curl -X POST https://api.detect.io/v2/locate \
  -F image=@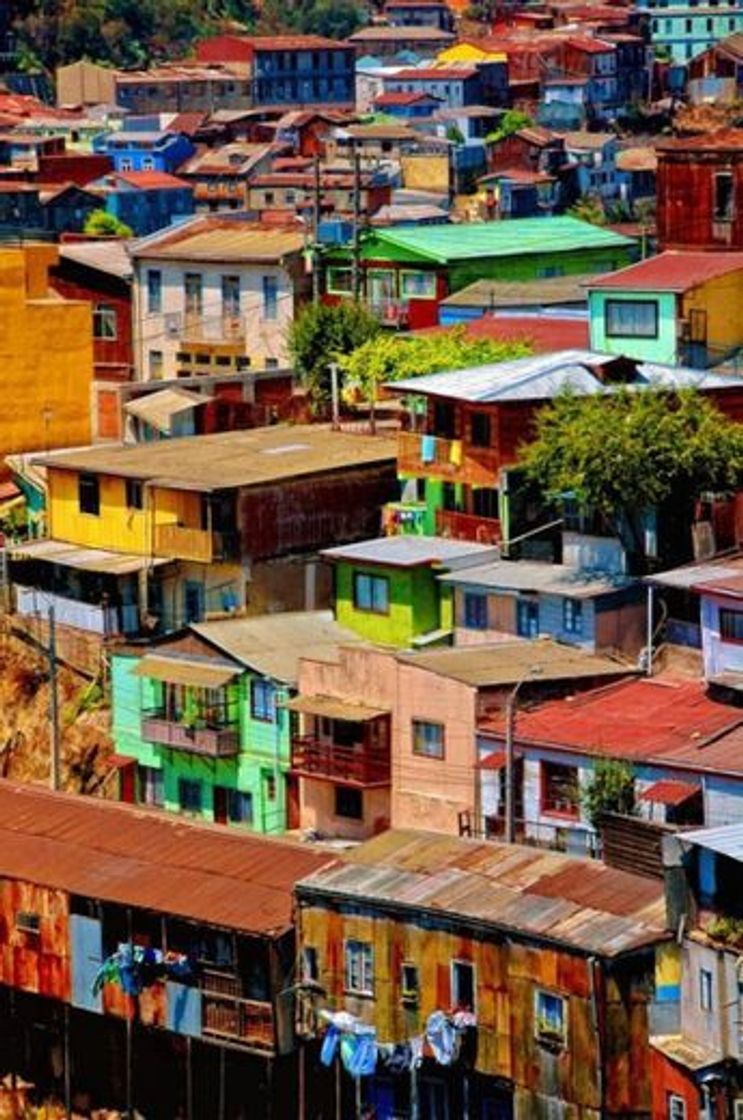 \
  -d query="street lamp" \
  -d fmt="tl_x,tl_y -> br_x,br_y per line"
504,665 -> 543,844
